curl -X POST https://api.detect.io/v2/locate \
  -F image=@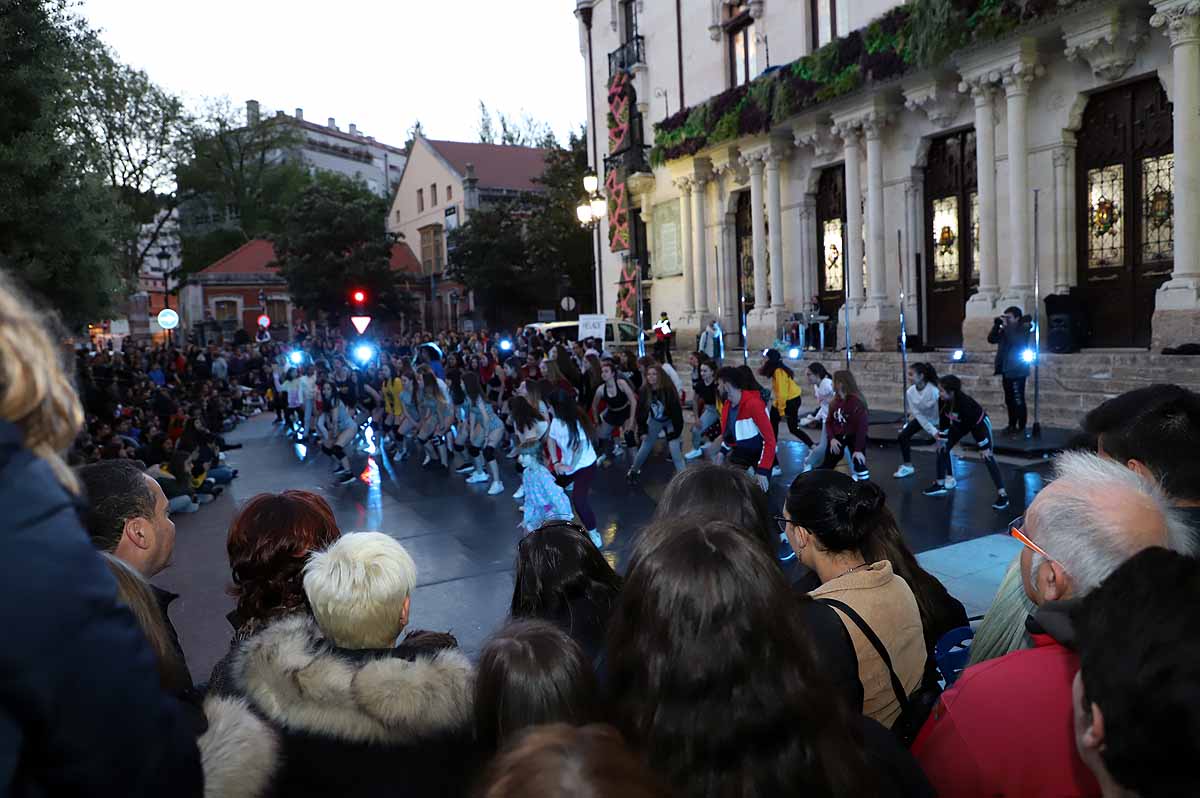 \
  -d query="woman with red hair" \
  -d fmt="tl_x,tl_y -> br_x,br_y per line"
208,490 -> 342,692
